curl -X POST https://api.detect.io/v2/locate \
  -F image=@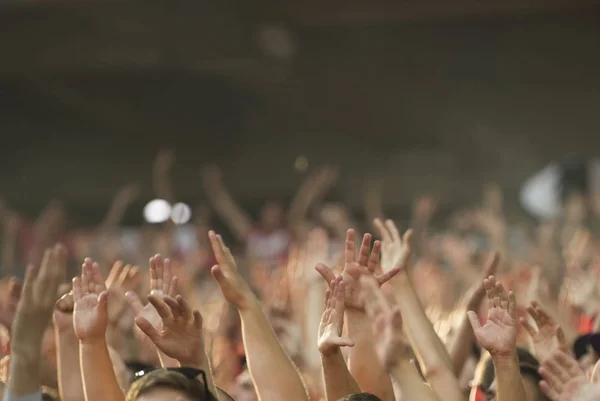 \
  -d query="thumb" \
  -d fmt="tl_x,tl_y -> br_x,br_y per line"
135,316 -> 159,341
467,310 -> 482,331
211,265 -> 228,289
336,337 -> 355,348
98,291 -> 109,315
